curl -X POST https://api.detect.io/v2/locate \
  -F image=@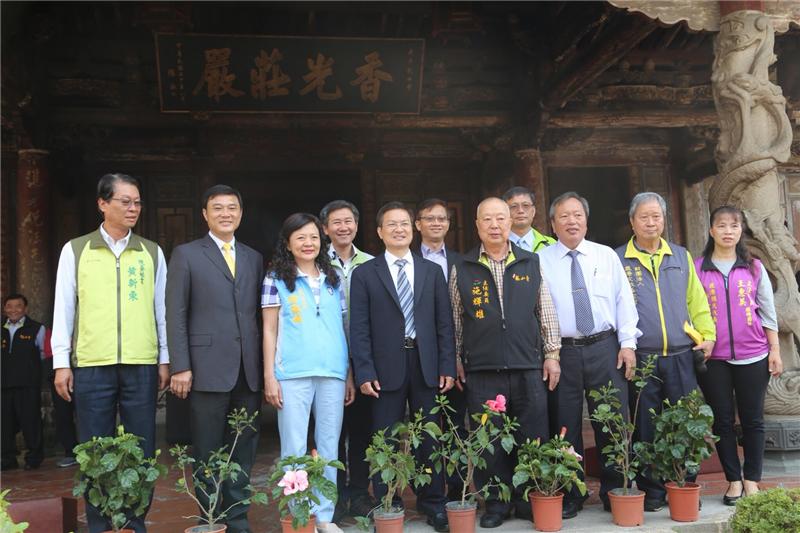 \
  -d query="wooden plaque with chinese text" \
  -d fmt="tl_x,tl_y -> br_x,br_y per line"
155,33 -> 424,114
